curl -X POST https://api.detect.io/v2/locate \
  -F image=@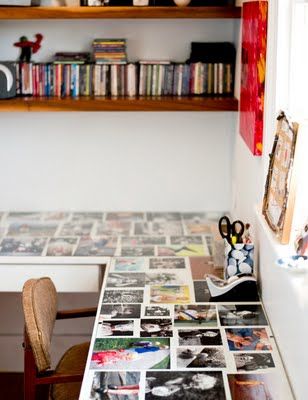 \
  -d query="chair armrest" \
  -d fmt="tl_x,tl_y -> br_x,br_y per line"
37,371 -> 84,385
56,307 -> 97,320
